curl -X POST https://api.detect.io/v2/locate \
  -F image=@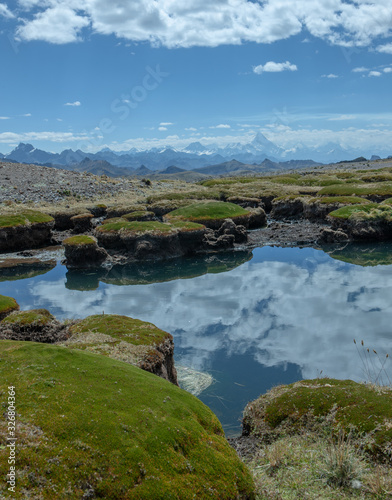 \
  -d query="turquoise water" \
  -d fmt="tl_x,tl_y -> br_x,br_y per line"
1,244 -> 392,435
